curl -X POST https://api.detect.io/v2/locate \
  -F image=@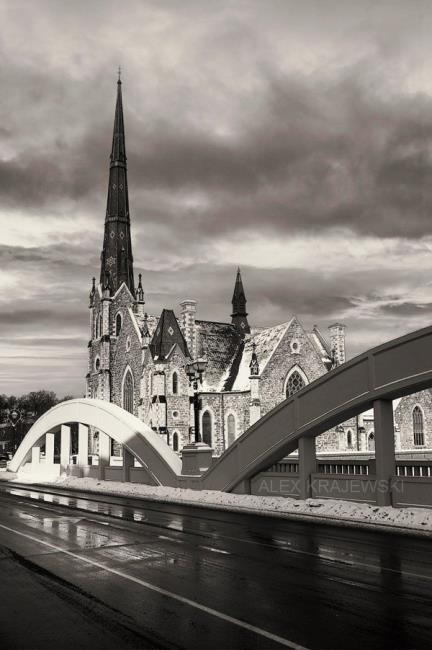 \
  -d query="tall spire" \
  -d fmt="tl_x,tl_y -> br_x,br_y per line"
99,74 -> 135,296
231,267 -> 250,335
